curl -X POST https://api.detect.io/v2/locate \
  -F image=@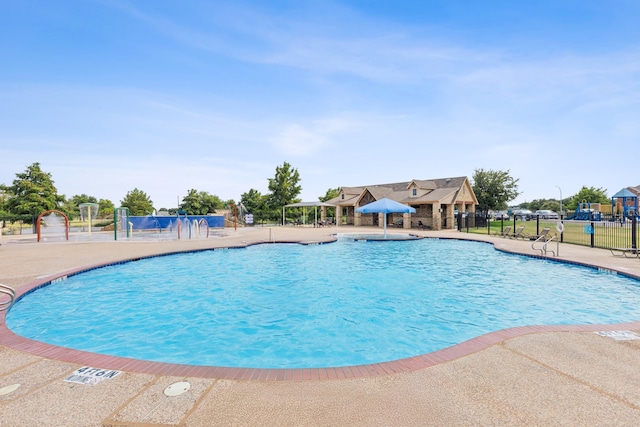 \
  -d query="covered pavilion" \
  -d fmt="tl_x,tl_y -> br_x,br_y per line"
282,201 -> 337,226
